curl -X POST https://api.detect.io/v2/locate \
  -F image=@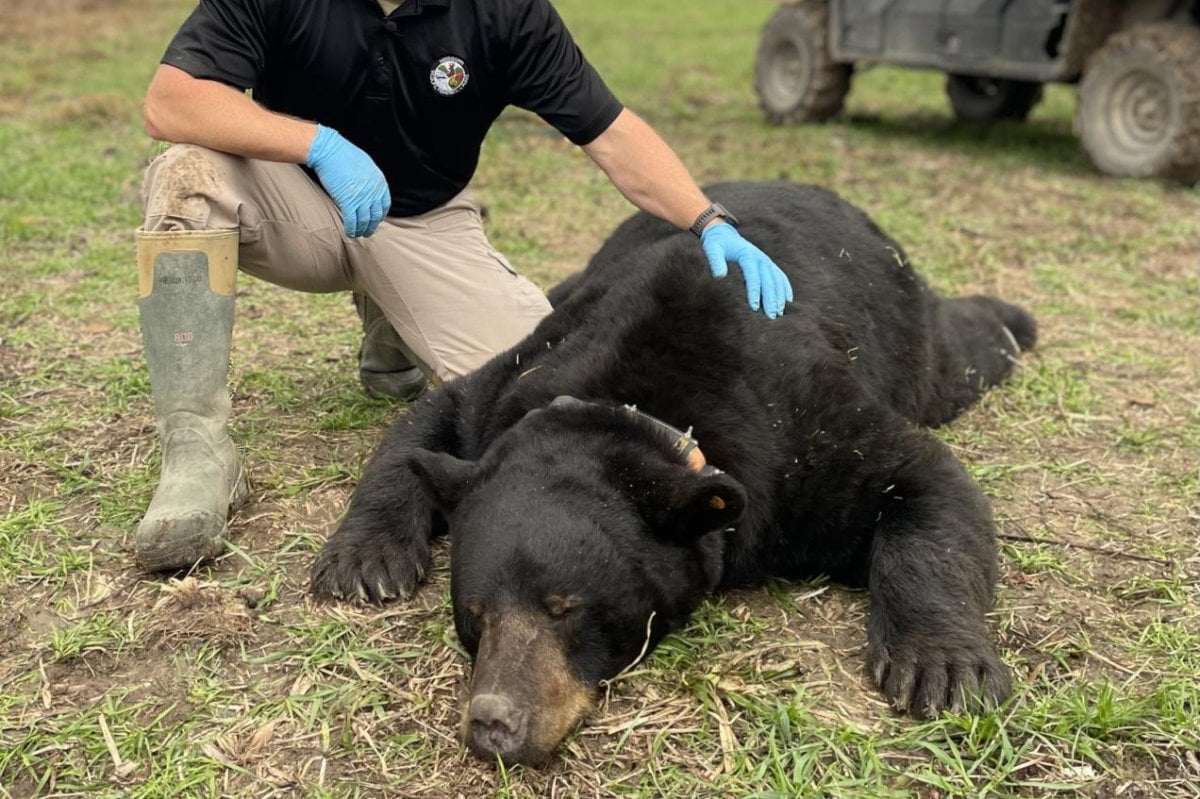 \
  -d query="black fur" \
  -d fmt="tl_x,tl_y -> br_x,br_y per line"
312,181 -> 1034,719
